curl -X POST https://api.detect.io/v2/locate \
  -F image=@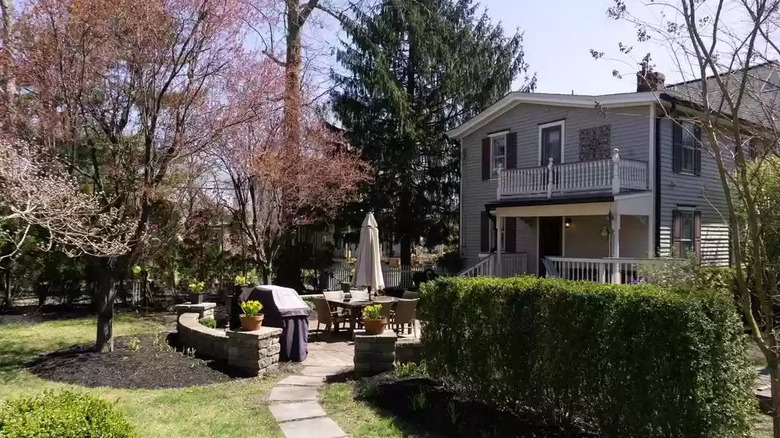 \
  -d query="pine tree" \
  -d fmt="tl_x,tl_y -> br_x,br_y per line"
332,0 -> 535,265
